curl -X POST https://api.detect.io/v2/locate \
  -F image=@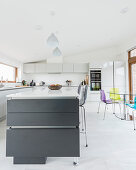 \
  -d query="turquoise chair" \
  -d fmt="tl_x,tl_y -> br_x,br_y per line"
126,96 -> 136,130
